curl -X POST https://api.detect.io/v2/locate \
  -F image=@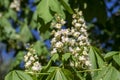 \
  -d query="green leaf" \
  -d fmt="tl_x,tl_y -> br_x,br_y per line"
5,70 -> 33,80
61,68 -> 73,80
113,54 -> 120,66
4,9 -> 17,20
94,47 -> 105,67
10,51 -> 24,70
37,0 -> 64,24
89,46 -> 105,69
89,46 -> 105,78
102,66 -> 120,80
30,11 -> 37,29
104,51 -> 119,60
89,46 -> 97,69
40,30 -> 51,40
51,54 -> 59,62
19,24 -> 33,42
62,53 -> 71,61
46,68 -> 73,80
32,41 -> 48,55
46,70 -> 56,80
55,69 -> 67,80
94,65 -> 120,80
37,0 -> 53,24
59,0 -> 74,14
39,60 -> 52,80
47,67 -> 58,73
